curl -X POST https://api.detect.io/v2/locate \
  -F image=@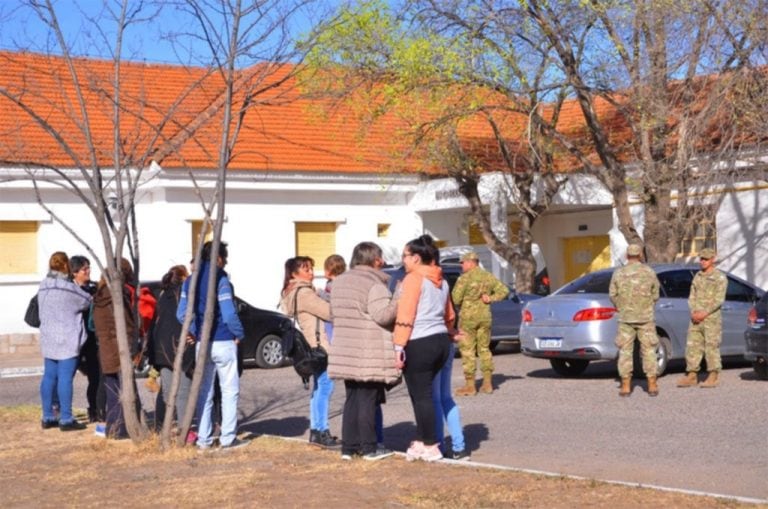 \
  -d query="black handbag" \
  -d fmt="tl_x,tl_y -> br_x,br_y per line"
24,294 -> 40,328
